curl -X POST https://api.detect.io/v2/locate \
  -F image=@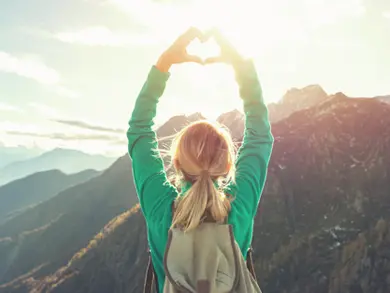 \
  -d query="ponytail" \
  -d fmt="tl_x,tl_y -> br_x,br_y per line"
171,172 -> 230,232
